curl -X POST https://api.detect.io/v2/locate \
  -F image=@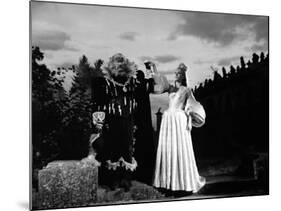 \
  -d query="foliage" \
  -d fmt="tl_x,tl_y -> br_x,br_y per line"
32,48 -> 104,169
194,52 -> 269,98
59,55 -> 94,159
32,46 -> 67,168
